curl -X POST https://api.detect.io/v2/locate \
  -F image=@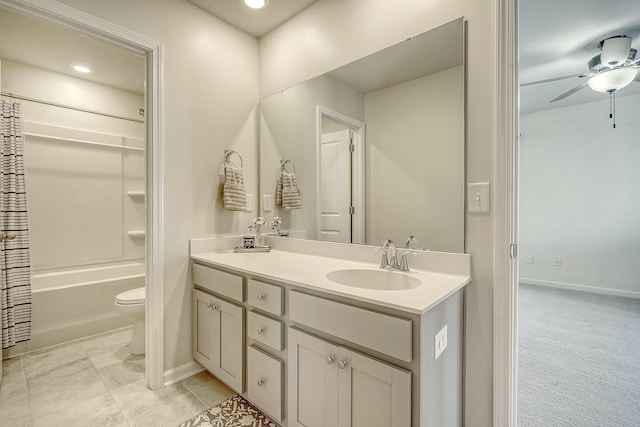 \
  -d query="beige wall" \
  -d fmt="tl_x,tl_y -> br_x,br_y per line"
57,0 -> 260,371
365,66 -> 464,251
260,1 -> 496,425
